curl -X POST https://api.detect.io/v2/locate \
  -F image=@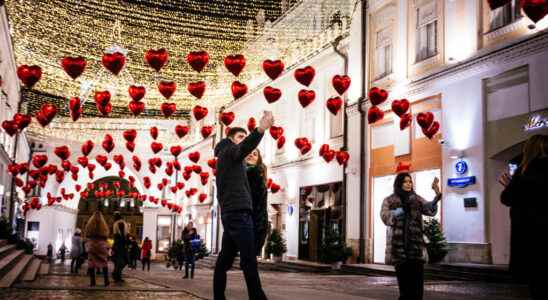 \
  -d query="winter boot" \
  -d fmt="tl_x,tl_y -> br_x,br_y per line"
103,267 -> 110,287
